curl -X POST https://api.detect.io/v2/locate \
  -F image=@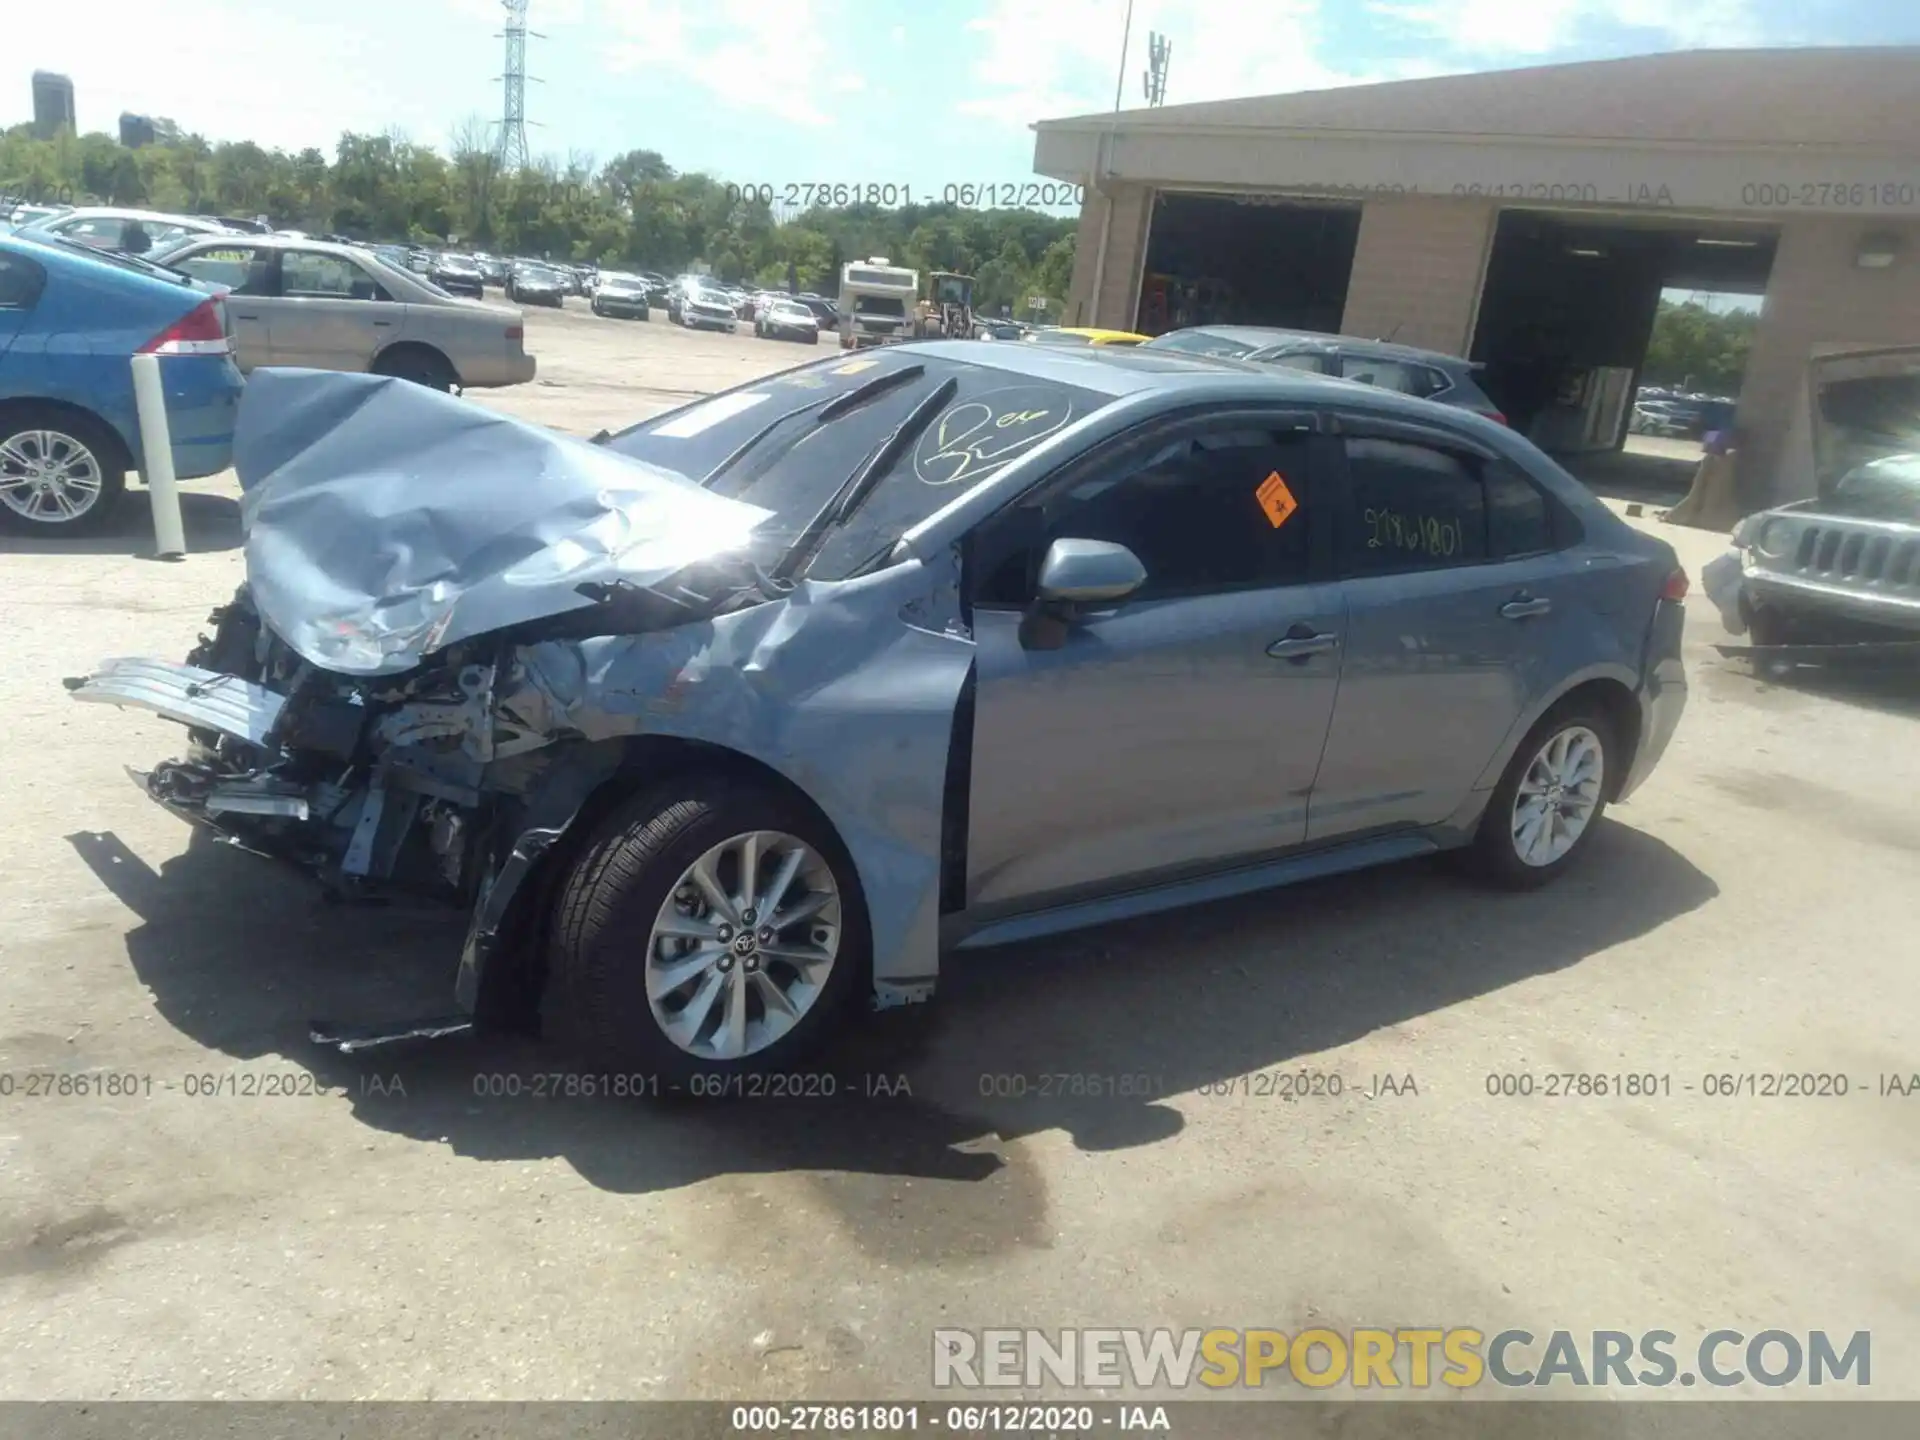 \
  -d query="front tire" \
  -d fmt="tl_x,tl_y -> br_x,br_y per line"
1468,702 -> 1615,889
0,410 -> 129,536
547,778 -> 869,1079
